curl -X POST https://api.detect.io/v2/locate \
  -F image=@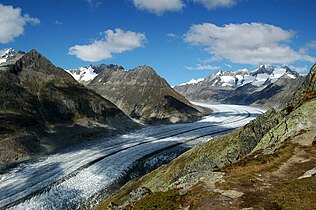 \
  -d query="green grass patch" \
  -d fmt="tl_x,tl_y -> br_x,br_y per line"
274,176 -> 316,210
219,143 -> 296,184
133,189 -> 182,210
